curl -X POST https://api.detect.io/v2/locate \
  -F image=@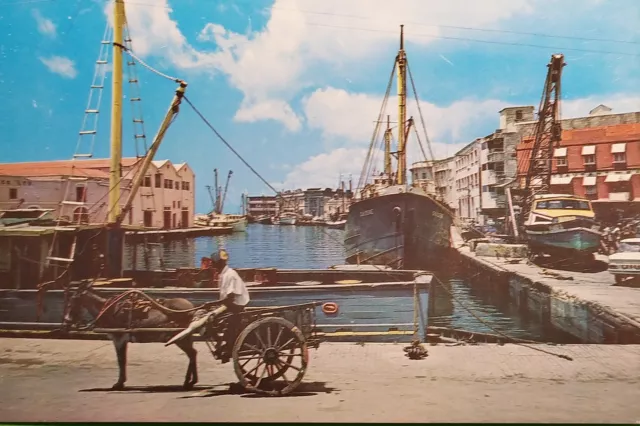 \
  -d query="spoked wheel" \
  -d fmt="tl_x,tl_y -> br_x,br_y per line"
232,316 -> 309,396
